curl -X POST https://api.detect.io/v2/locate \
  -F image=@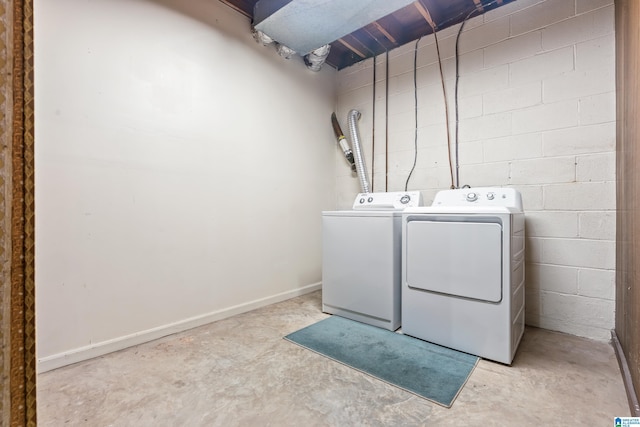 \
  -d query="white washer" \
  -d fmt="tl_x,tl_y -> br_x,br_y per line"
401,187 -> 525,364
322,191 -> 422,331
